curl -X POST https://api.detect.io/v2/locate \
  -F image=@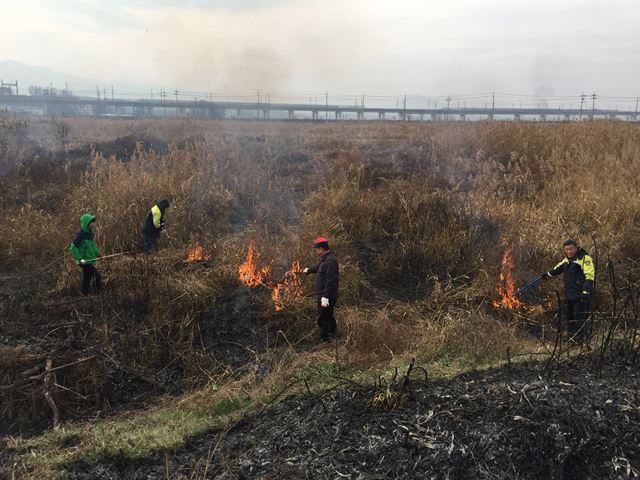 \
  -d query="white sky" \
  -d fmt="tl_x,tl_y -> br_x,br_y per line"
0,0 -> 638,101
